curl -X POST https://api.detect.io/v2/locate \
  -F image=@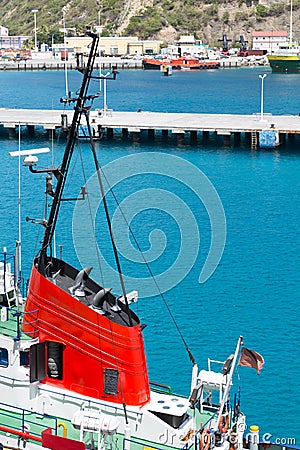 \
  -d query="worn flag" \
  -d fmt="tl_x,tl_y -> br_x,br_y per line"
238,347 -> 264,374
